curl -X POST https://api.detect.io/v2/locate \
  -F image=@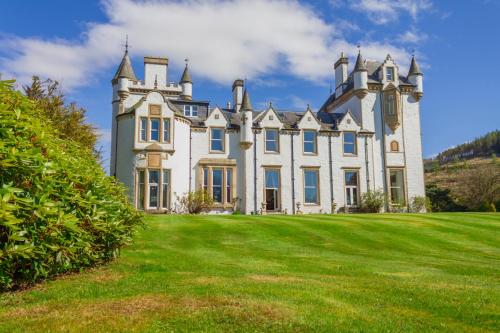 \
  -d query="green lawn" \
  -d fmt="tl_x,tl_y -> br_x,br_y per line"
1,213 -> 499,332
